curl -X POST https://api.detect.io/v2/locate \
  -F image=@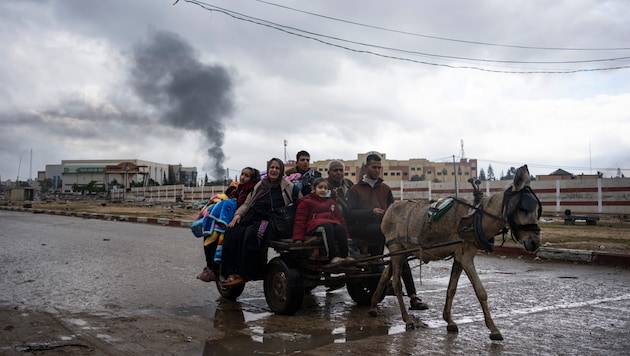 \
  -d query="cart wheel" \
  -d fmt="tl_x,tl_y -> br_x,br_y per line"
346,275 -> 384,306
264,257 -> 303,315
215,278 -> 245,301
